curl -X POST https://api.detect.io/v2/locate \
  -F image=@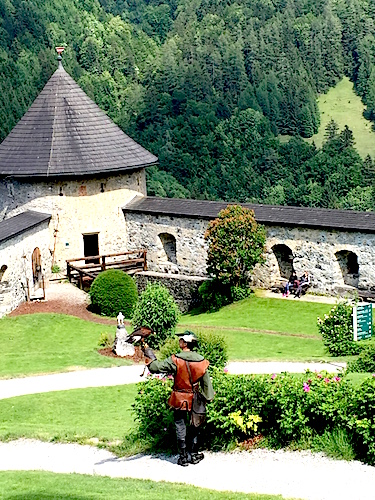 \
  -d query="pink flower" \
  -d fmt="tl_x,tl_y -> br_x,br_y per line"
168,375 -> 174,379
372,374 -> 375,378
324,377 -> 330,383
308,379 -> 312,384
333,376 -> 341,382
271,373 -> 277,380
224,367 -> 229,373
303,383 -> 310,393
317,374 -> 323,379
